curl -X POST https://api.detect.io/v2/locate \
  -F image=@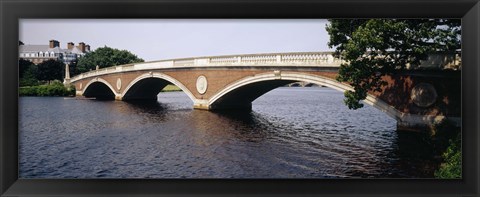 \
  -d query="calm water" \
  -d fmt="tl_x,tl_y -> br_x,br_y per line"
19,87 -> 438,178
